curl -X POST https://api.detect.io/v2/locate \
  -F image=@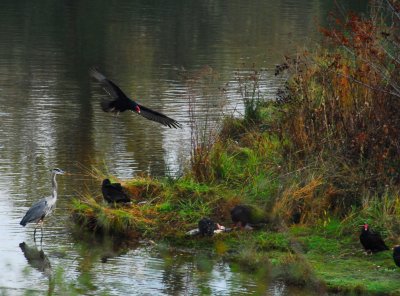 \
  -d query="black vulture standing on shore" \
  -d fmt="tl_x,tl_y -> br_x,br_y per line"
359,224 -> 389,253
230,205 -> 268,228
393,246 -> 400,267
102,179 -> 131,203
90,68 -> 181,128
